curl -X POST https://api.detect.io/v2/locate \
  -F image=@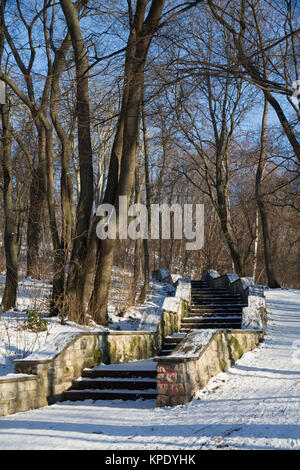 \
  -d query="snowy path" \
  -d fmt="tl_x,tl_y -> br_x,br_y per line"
0,289 -> 299,450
